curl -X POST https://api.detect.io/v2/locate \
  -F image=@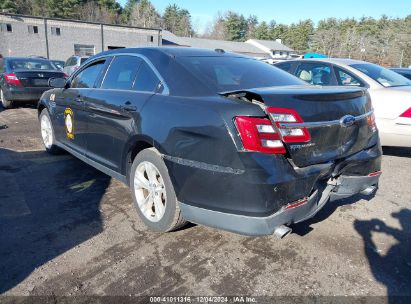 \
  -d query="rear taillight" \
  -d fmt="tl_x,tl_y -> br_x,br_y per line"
400,107 -> 411,118
266,107 -> 311,143
285,197 -> 308,210
367,112 -> 378,132
5,73 -> 21,86
235,116 -> 286,154
368,171 -> 382,177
